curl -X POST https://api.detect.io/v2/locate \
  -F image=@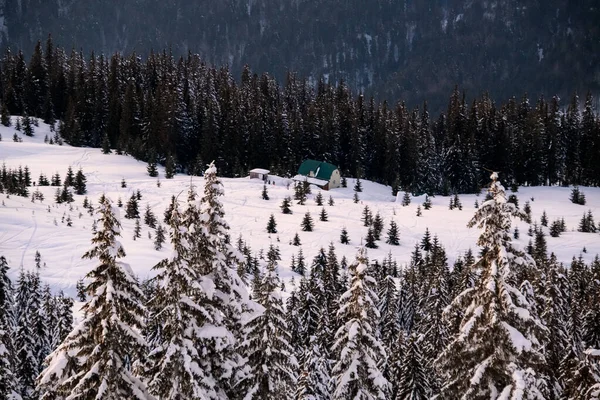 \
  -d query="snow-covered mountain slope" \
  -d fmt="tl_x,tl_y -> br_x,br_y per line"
1,119 -> 600,296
